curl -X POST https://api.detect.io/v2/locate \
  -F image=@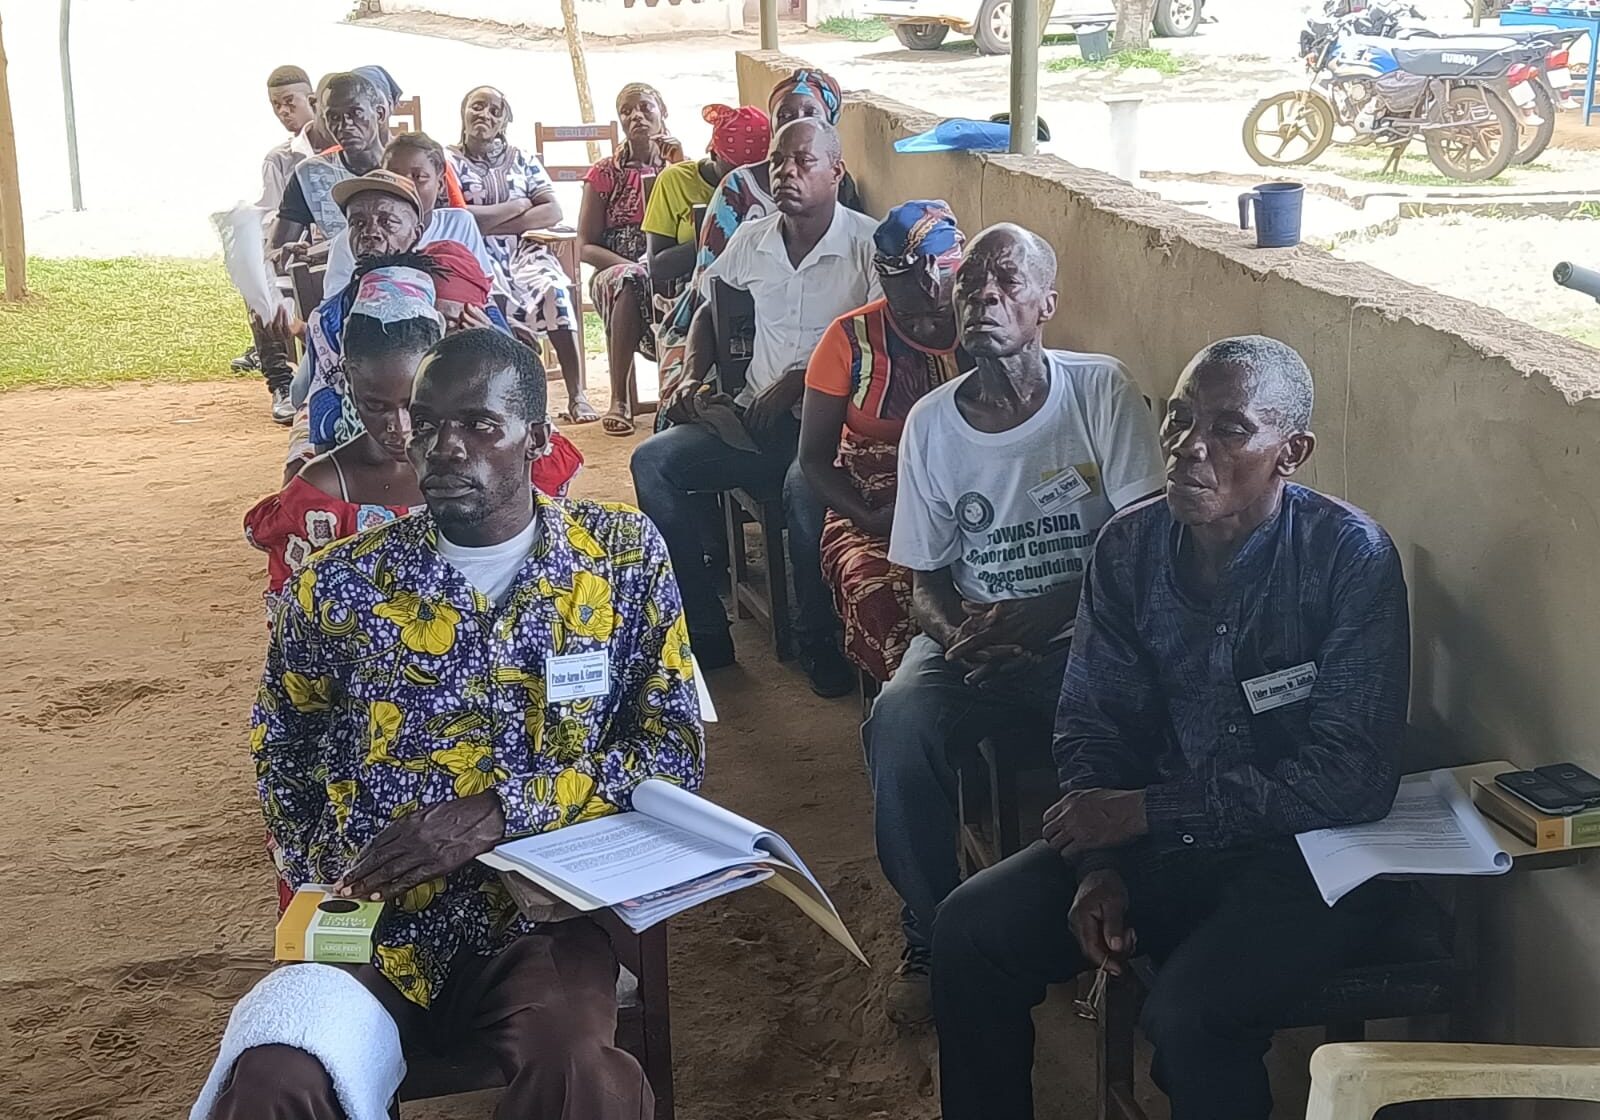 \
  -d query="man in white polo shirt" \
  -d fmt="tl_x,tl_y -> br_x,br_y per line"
864,223 -> 1165,1024
631,118 -> 879,697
